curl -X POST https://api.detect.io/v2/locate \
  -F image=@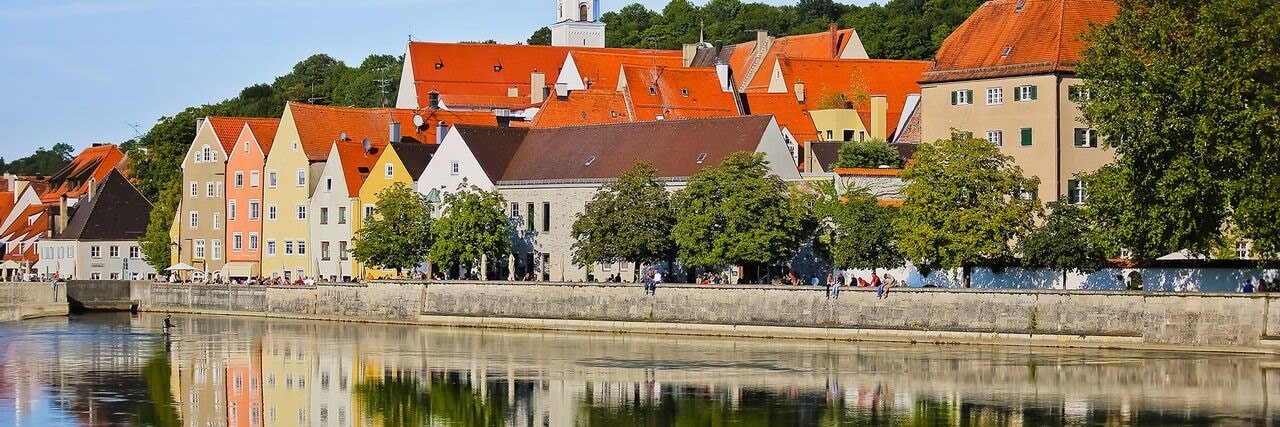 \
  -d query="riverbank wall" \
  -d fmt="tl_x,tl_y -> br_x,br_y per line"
124,280 -> 1280,354
0,282 -> 68,322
